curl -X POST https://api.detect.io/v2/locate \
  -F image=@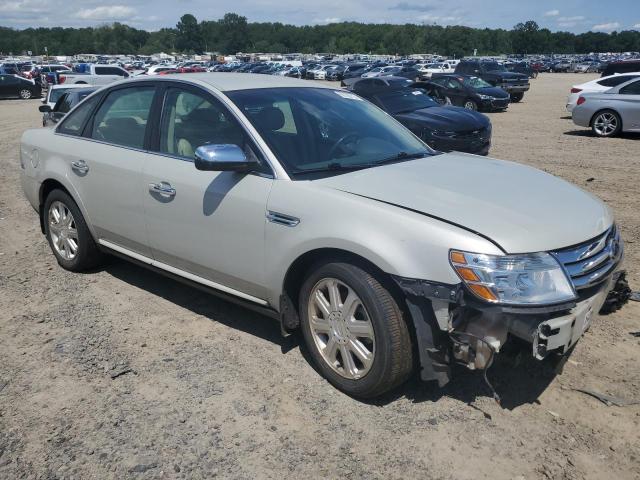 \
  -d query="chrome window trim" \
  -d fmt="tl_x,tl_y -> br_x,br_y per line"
98,239 -> 269,306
